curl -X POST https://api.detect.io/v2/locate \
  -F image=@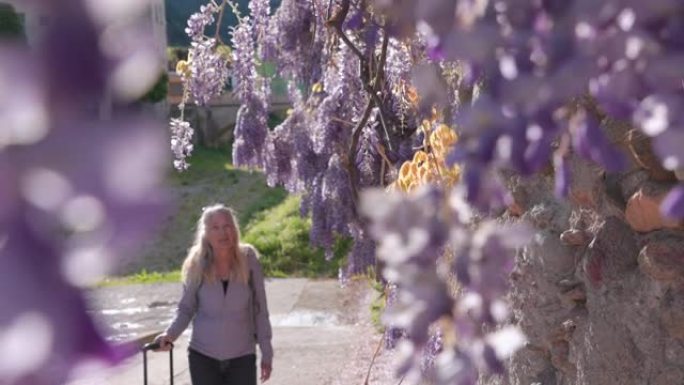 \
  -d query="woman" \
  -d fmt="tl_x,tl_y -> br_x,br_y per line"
154,204 -> 273,384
